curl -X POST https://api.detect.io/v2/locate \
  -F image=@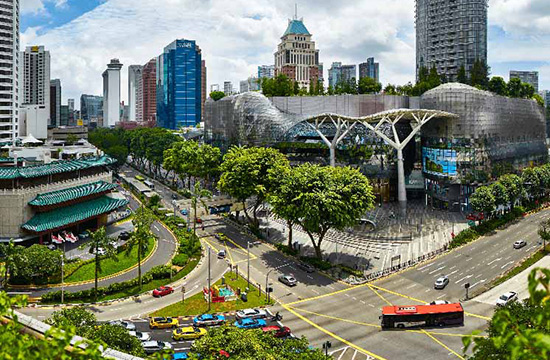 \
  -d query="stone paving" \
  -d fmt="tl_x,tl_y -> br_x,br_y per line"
254,200 -> 468,278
